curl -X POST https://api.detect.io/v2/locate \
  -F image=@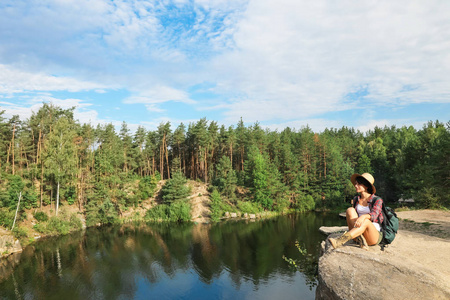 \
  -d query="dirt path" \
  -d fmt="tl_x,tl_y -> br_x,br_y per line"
396,209 -> 450,239
188,181 -> 211,223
